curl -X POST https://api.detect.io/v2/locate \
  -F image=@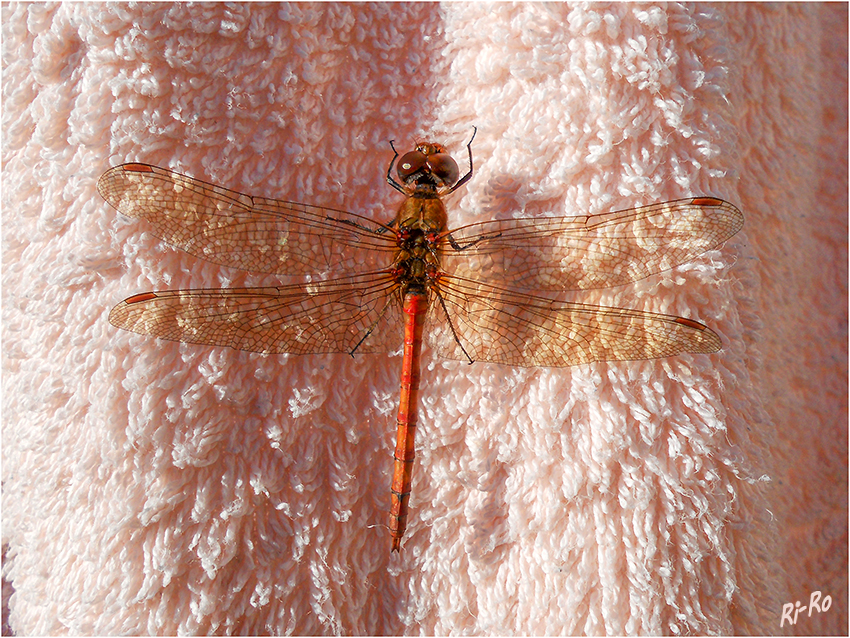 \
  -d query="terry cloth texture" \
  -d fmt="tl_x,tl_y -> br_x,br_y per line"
2,3 -> 846,635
